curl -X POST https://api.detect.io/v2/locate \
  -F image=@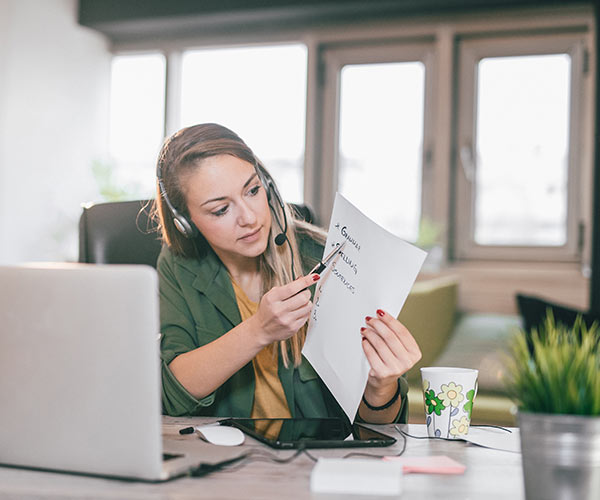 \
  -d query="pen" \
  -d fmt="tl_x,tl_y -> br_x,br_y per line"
179,426 -> 195,435
309,240 -> 346,276
295,241 -> 346,296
